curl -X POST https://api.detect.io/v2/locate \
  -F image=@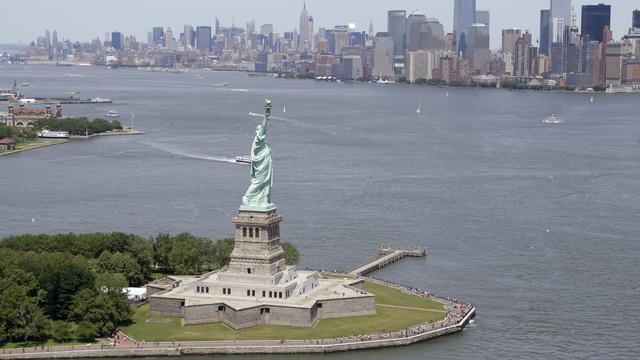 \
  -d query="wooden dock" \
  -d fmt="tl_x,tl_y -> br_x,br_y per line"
350,245 -> 427,276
